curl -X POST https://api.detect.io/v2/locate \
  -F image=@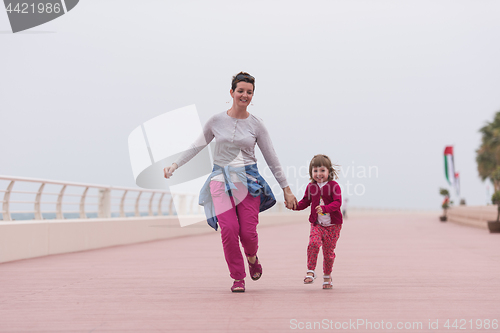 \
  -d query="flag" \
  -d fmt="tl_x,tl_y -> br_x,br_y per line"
444,146 -> 460,195
444,146 -> 455,185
